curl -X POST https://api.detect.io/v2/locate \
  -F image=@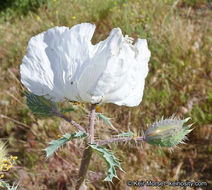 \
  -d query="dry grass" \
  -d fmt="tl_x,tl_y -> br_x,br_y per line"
0,0 -> 211,189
